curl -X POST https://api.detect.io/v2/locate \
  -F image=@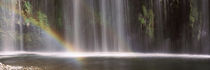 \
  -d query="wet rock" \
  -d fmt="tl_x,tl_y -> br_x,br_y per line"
0,63 -> 43,70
